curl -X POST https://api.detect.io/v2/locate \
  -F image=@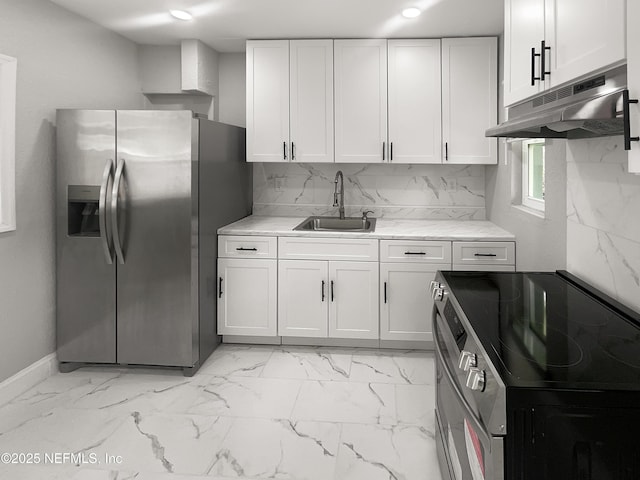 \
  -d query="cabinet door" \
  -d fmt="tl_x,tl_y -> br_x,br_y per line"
381,263 -> 447,342
442,37 -> 497,165
628,0 -> 640,174
545,0 -> 625,89
217,258 -> 277,336
246,40 -> 289,162
328,261 -> 379,339
504,0 -> 545,106
278,260 -> 328,337
388,40 -> 442,164
334,39 -> 387,163
290,40 -> 334,163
